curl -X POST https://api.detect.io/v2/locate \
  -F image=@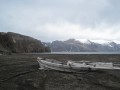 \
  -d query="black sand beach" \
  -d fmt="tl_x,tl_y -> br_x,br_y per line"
0,54 -> 120,90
